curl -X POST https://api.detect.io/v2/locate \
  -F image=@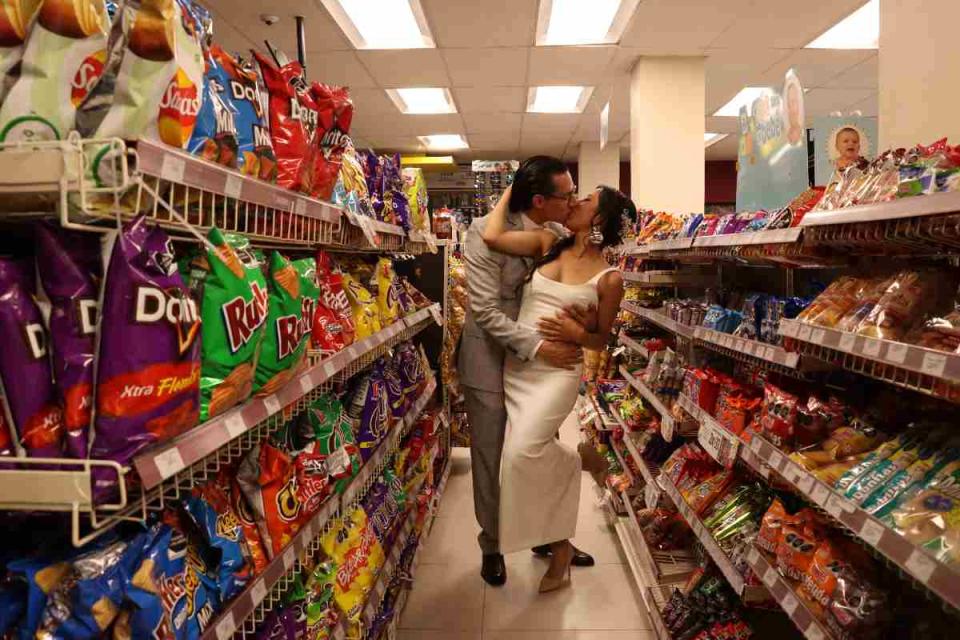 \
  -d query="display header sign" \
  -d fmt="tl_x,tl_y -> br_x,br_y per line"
812,116 -> 877,186
735,69 -> 809,212
471,160 -> 519,172
600,101 -> 610,150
